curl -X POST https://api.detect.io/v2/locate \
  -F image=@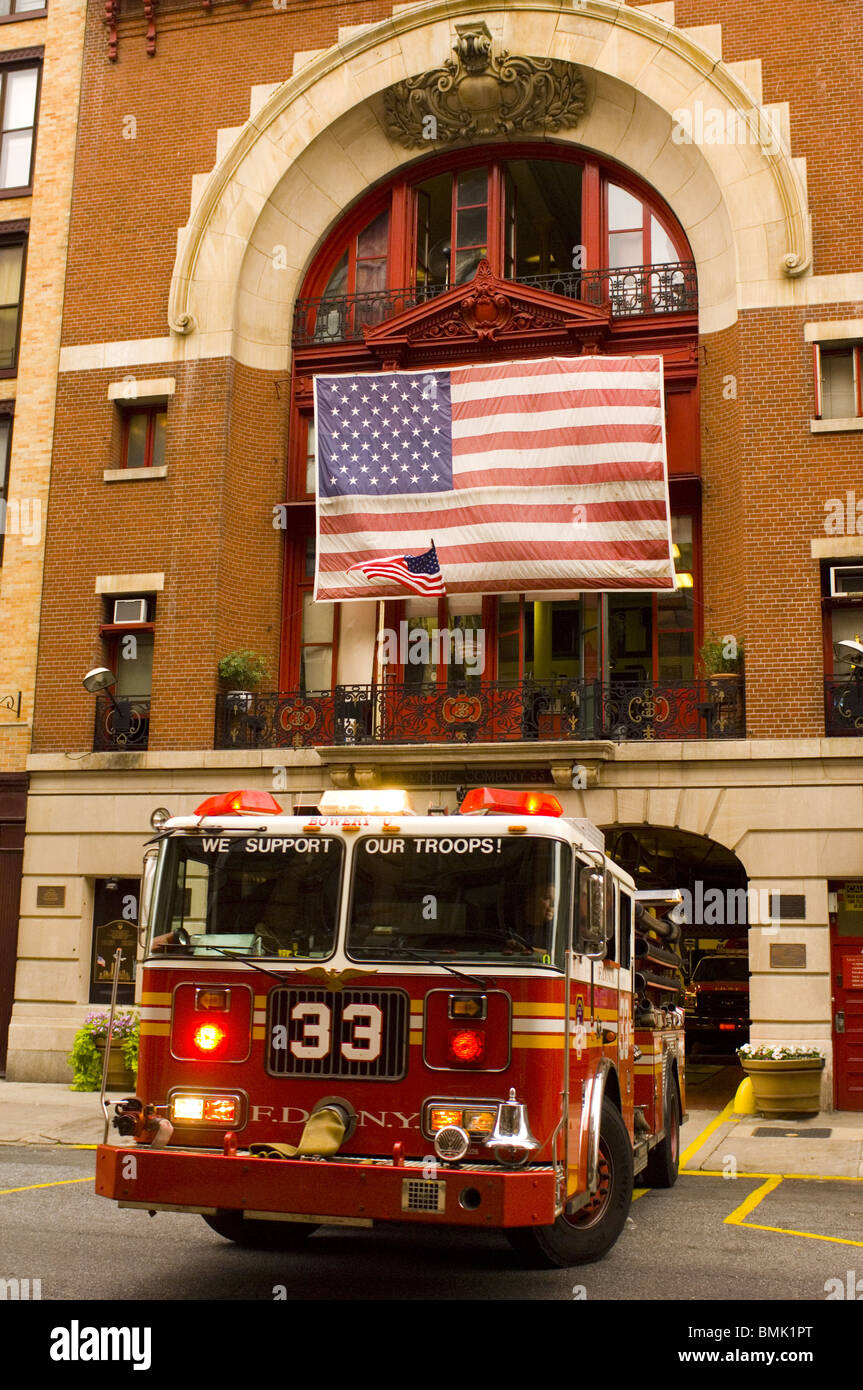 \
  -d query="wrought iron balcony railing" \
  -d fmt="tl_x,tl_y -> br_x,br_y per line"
215,676 -> 744,750
93,696 -> 150,751
292,262 -> 698,346
824,675 -> 863,735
